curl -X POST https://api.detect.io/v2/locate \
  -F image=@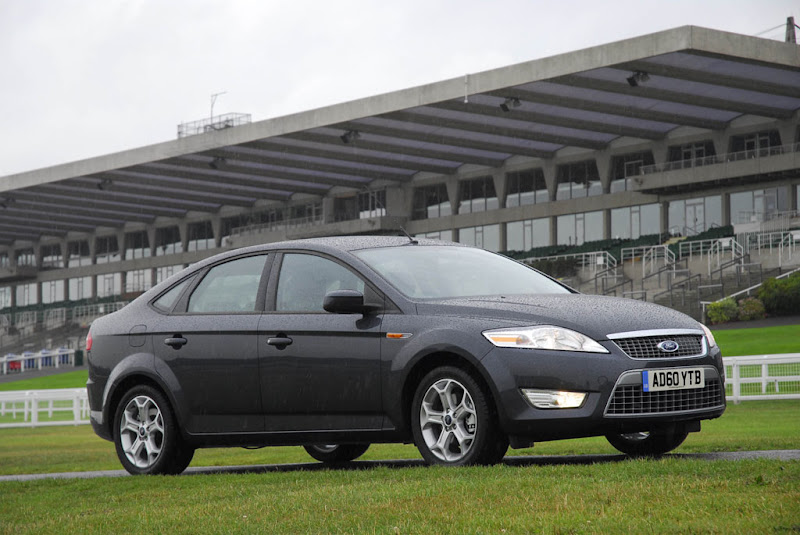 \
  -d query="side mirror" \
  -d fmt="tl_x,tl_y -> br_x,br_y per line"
323,290 -> 369,314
